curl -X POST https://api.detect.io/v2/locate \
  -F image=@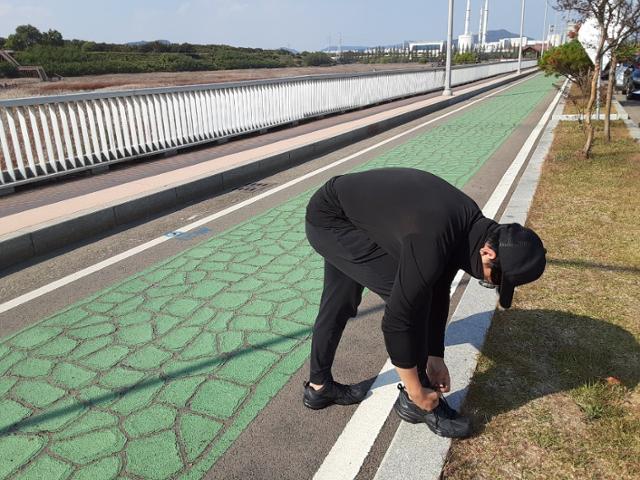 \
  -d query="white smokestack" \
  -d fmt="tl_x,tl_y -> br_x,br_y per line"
482,0 -> 489,45
458,0 -> 474,52
464,0 -> 471,35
